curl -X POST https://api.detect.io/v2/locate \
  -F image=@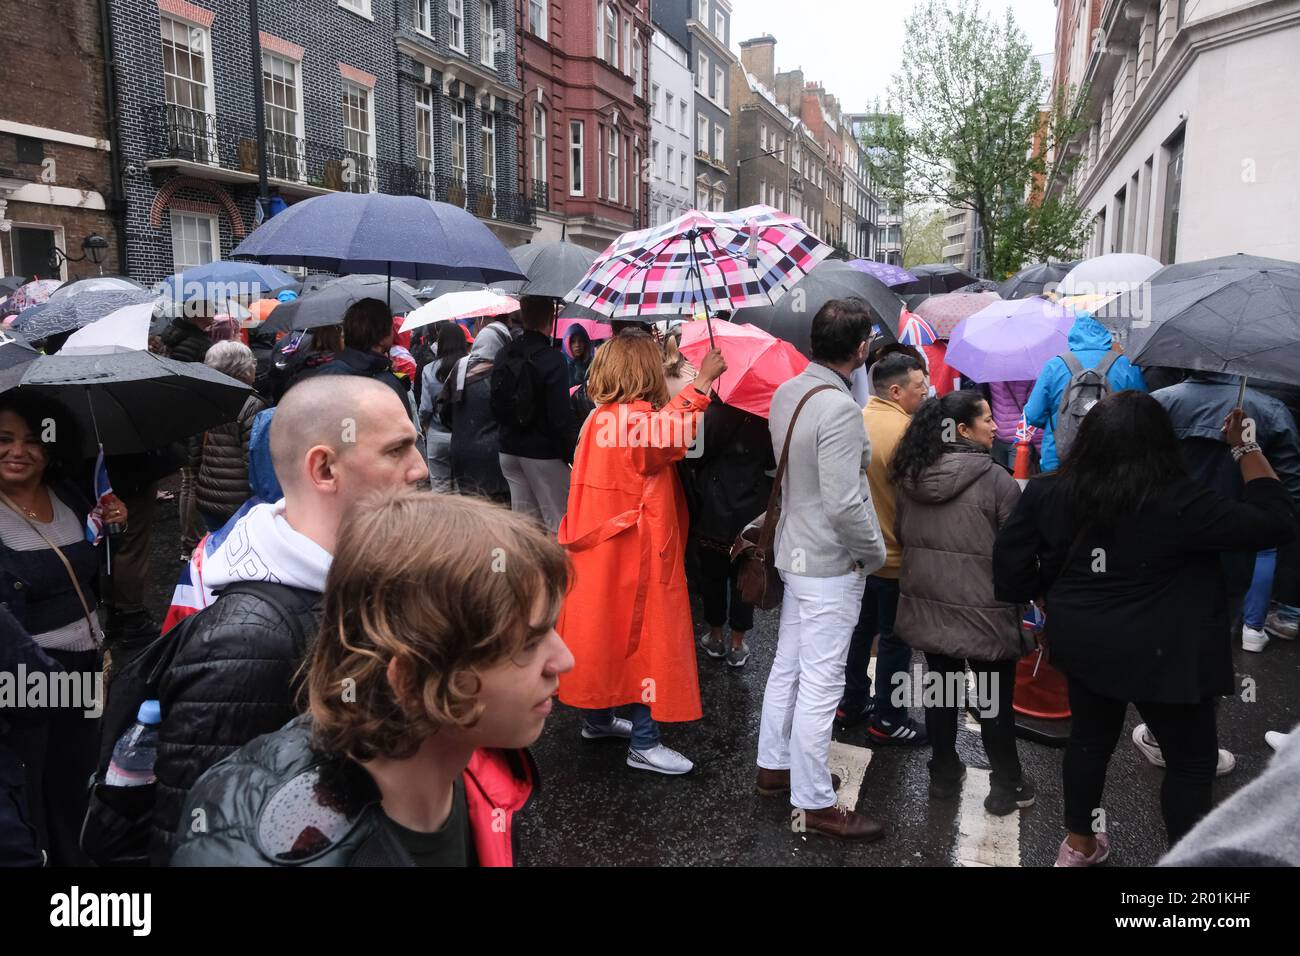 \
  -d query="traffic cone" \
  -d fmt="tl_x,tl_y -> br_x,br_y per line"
1013,439 -> 1033,479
